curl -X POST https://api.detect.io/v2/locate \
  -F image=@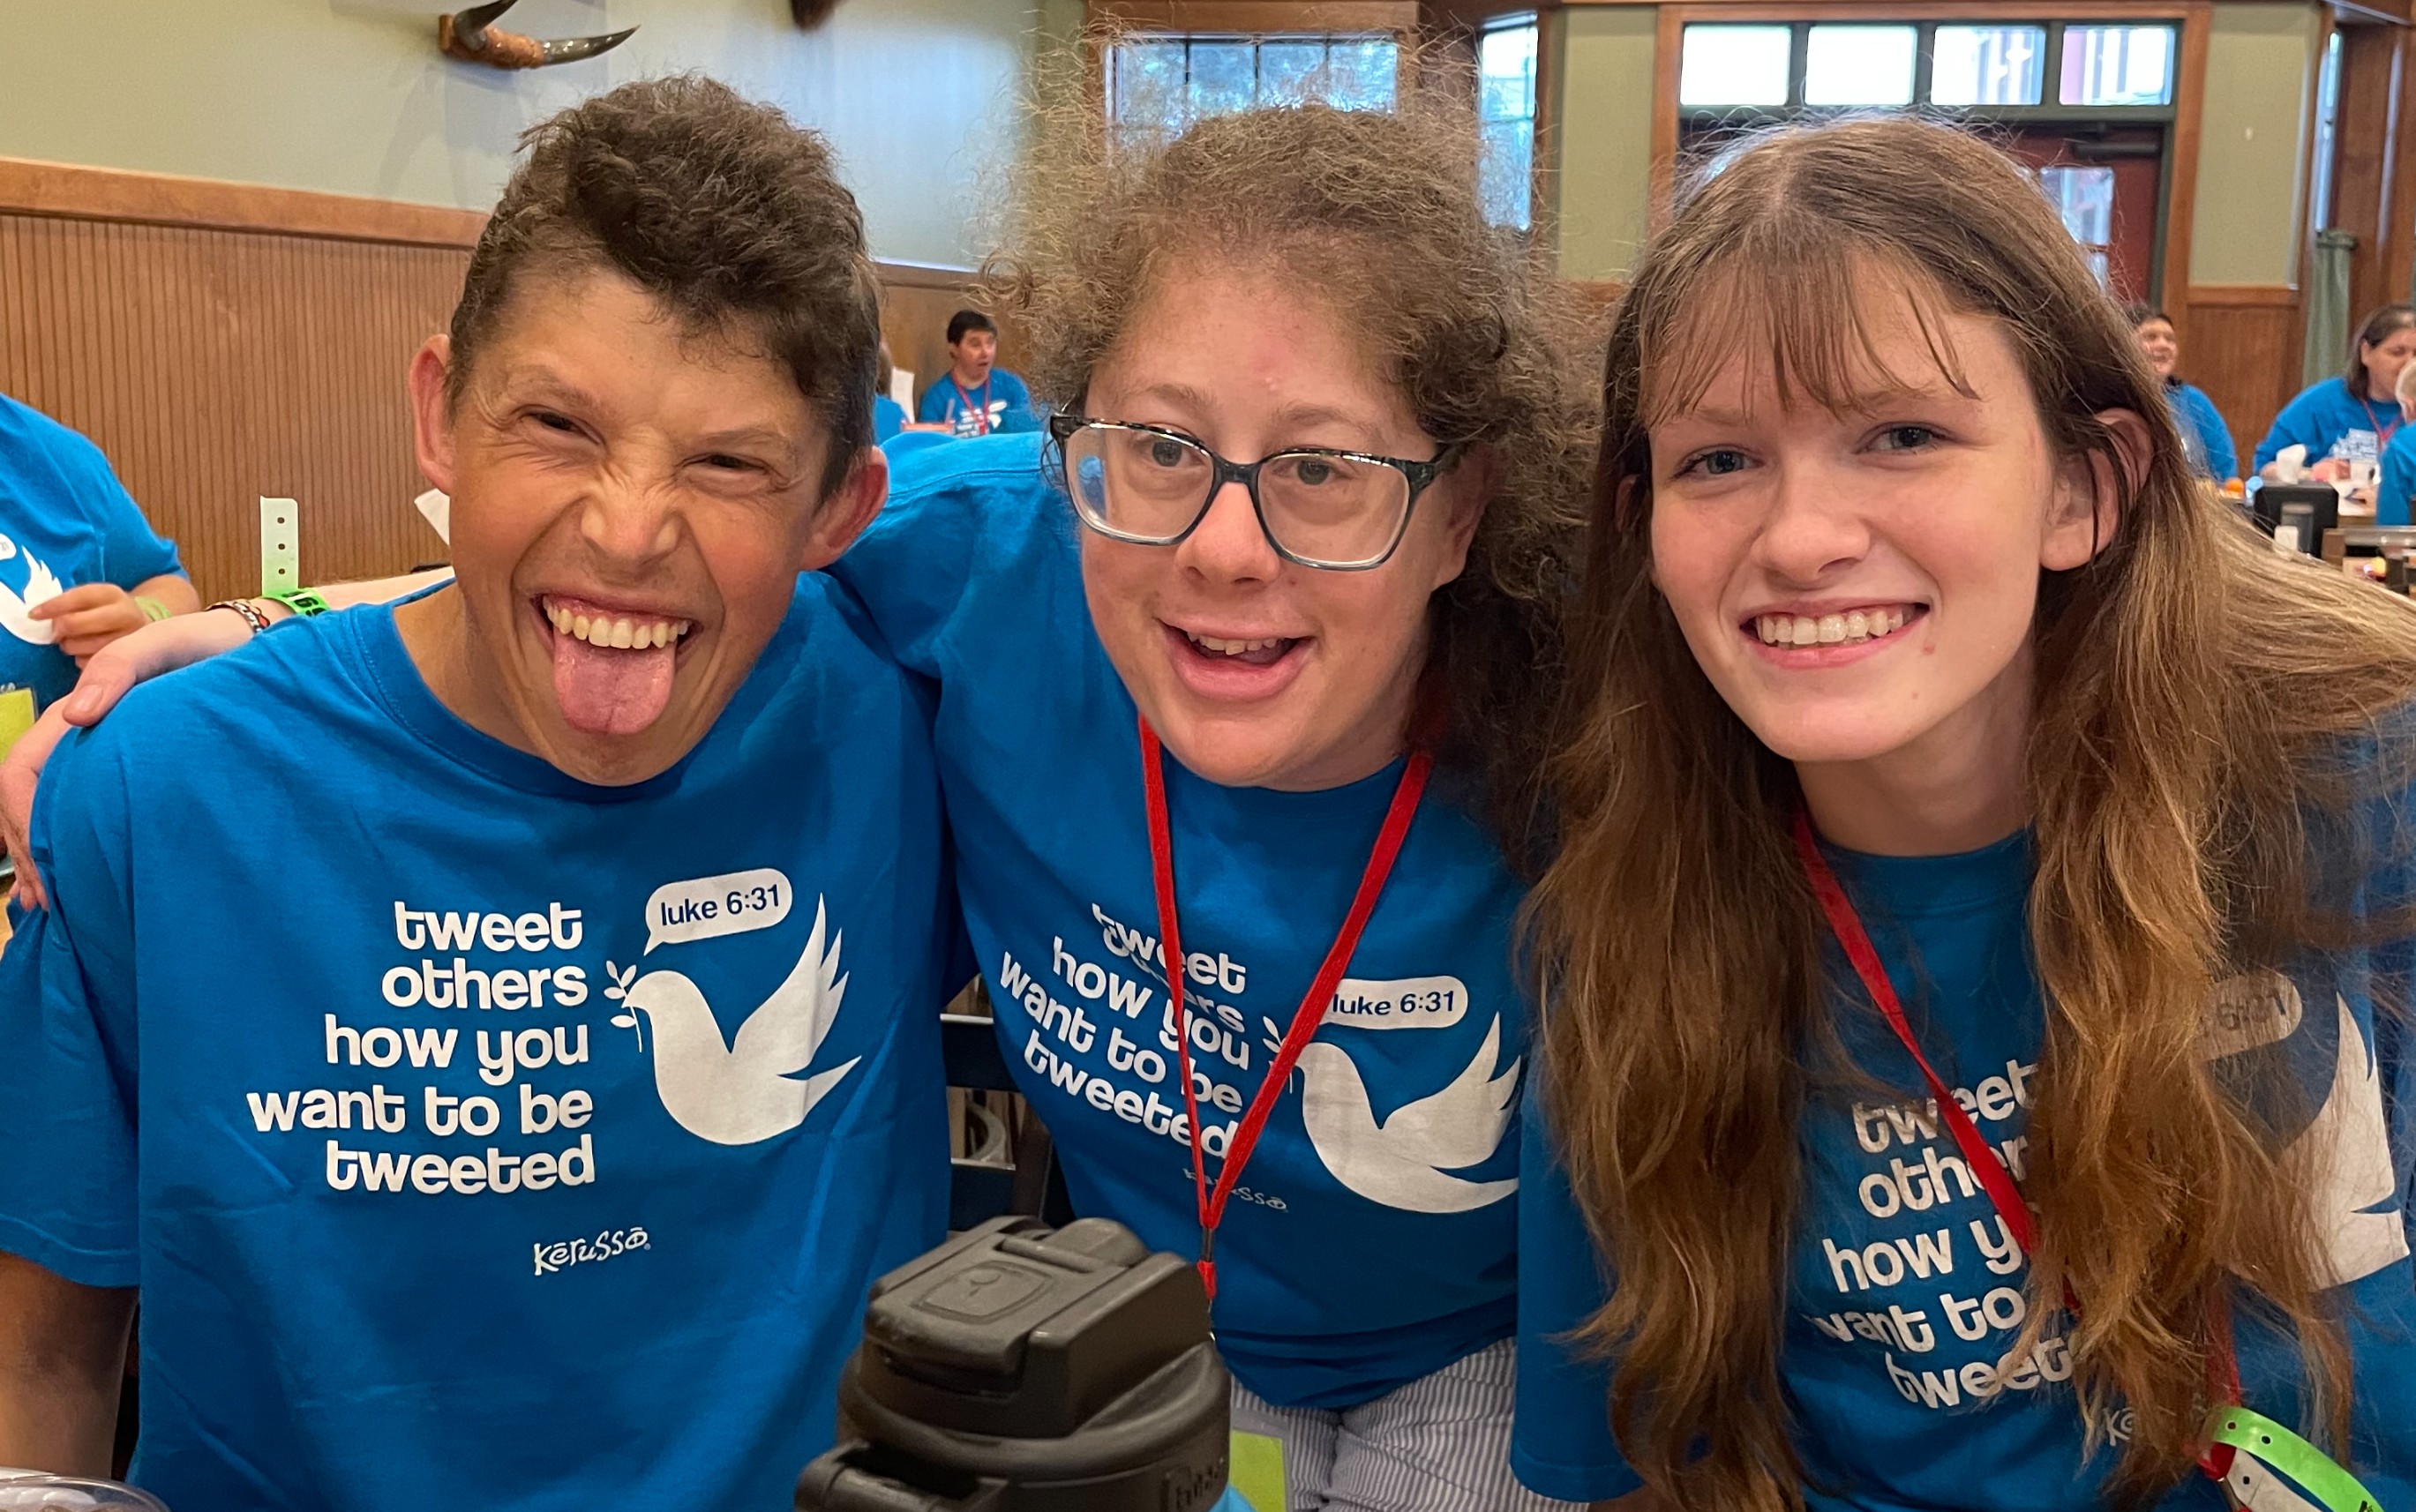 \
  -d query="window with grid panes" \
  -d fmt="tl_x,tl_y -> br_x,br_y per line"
1107,33 -> 1399,150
